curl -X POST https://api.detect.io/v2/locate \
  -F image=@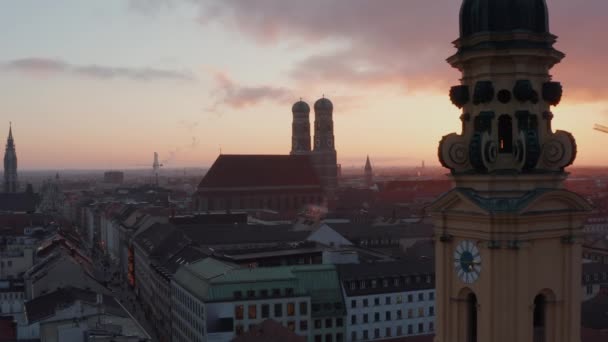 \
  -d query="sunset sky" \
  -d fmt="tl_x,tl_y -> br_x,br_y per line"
1,0 -> 607,170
